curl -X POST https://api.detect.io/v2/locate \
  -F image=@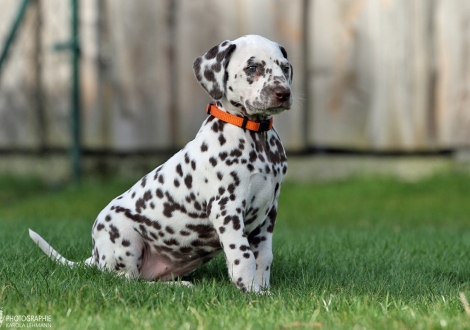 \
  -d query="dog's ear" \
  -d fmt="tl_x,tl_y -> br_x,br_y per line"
193,40 -> 237,100
279,45 -> 293,84
287,62 -> 293,84
279,45 -> 288,60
